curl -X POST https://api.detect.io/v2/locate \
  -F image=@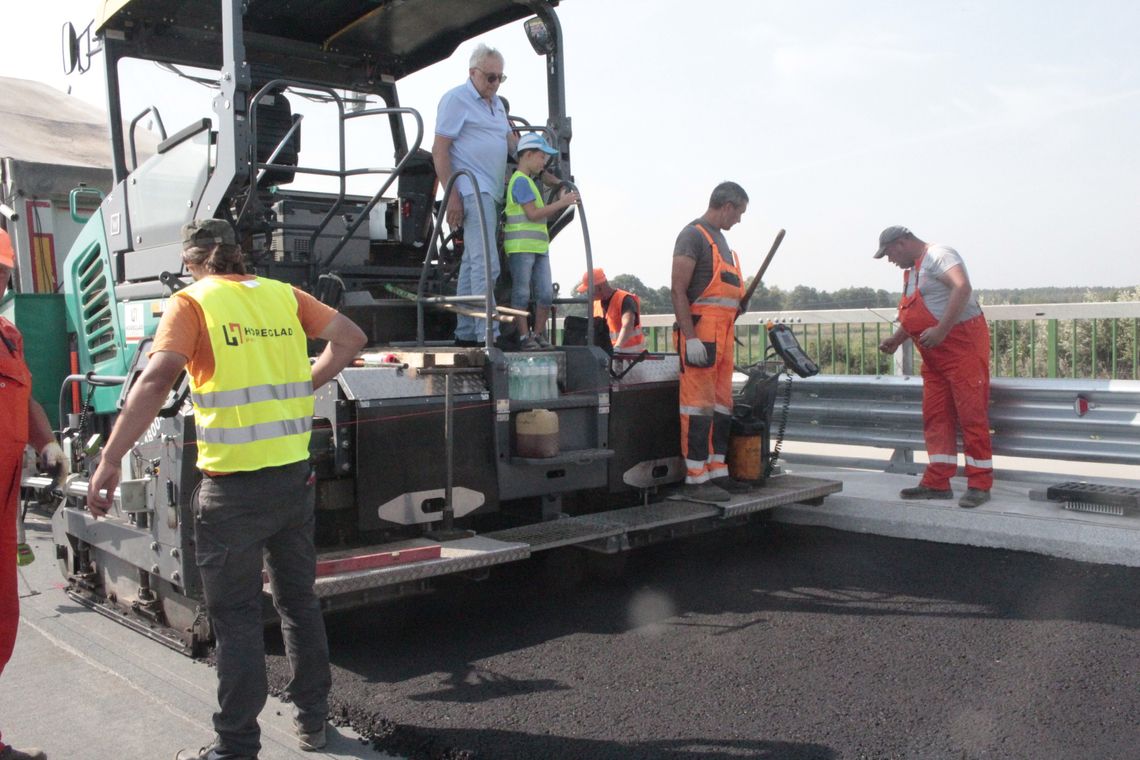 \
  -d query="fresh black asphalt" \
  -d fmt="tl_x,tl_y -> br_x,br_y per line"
265,522 -> 1140,760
